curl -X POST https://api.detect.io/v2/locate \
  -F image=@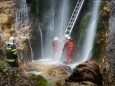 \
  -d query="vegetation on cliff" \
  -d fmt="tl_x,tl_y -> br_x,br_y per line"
93,1 -> 110,64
